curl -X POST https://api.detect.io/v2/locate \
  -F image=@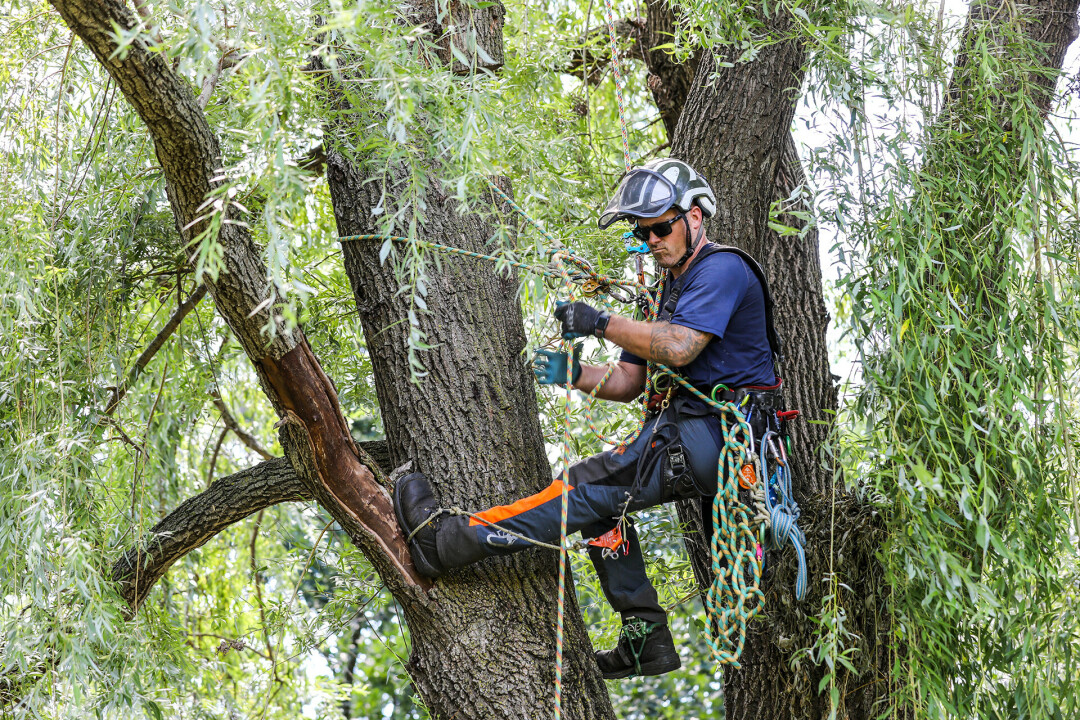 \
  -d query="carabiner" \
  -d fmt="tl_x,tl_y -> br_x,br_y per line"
710,383 -> 731,404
